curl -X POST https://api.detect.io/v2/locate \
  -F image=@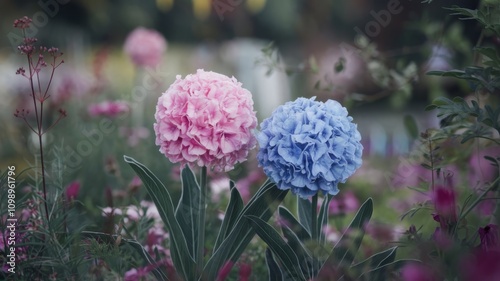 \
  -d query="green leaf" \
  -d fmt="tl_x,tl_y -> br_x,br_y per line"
246,215 -> 306,280
351,246 -> 397,278
175,165 -> 200,260
358,259 -> 420,280
298,198 -> 313,235
124,156 -> 195,280
81,231 -> 170,280
318,195 -> 333,245
404,115 -> 419,140
265,248 -> 284,281
278,206 -> 311,240
213,186 -> 244,252
203,181 -> 288,281
281,226 -> 316,278
319,198 -> 373,275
